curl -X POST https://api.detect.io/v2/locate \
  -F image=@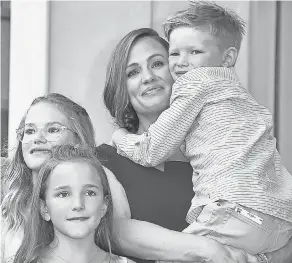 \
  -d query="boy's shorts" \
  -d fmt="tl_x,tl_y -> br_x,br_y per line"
183,200 -> 292,255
